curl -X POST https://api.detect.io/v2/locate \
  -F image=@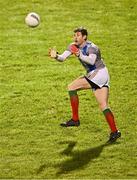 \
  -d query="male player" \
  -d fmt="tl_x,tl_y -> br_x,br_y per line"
49,27 -> 121,142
